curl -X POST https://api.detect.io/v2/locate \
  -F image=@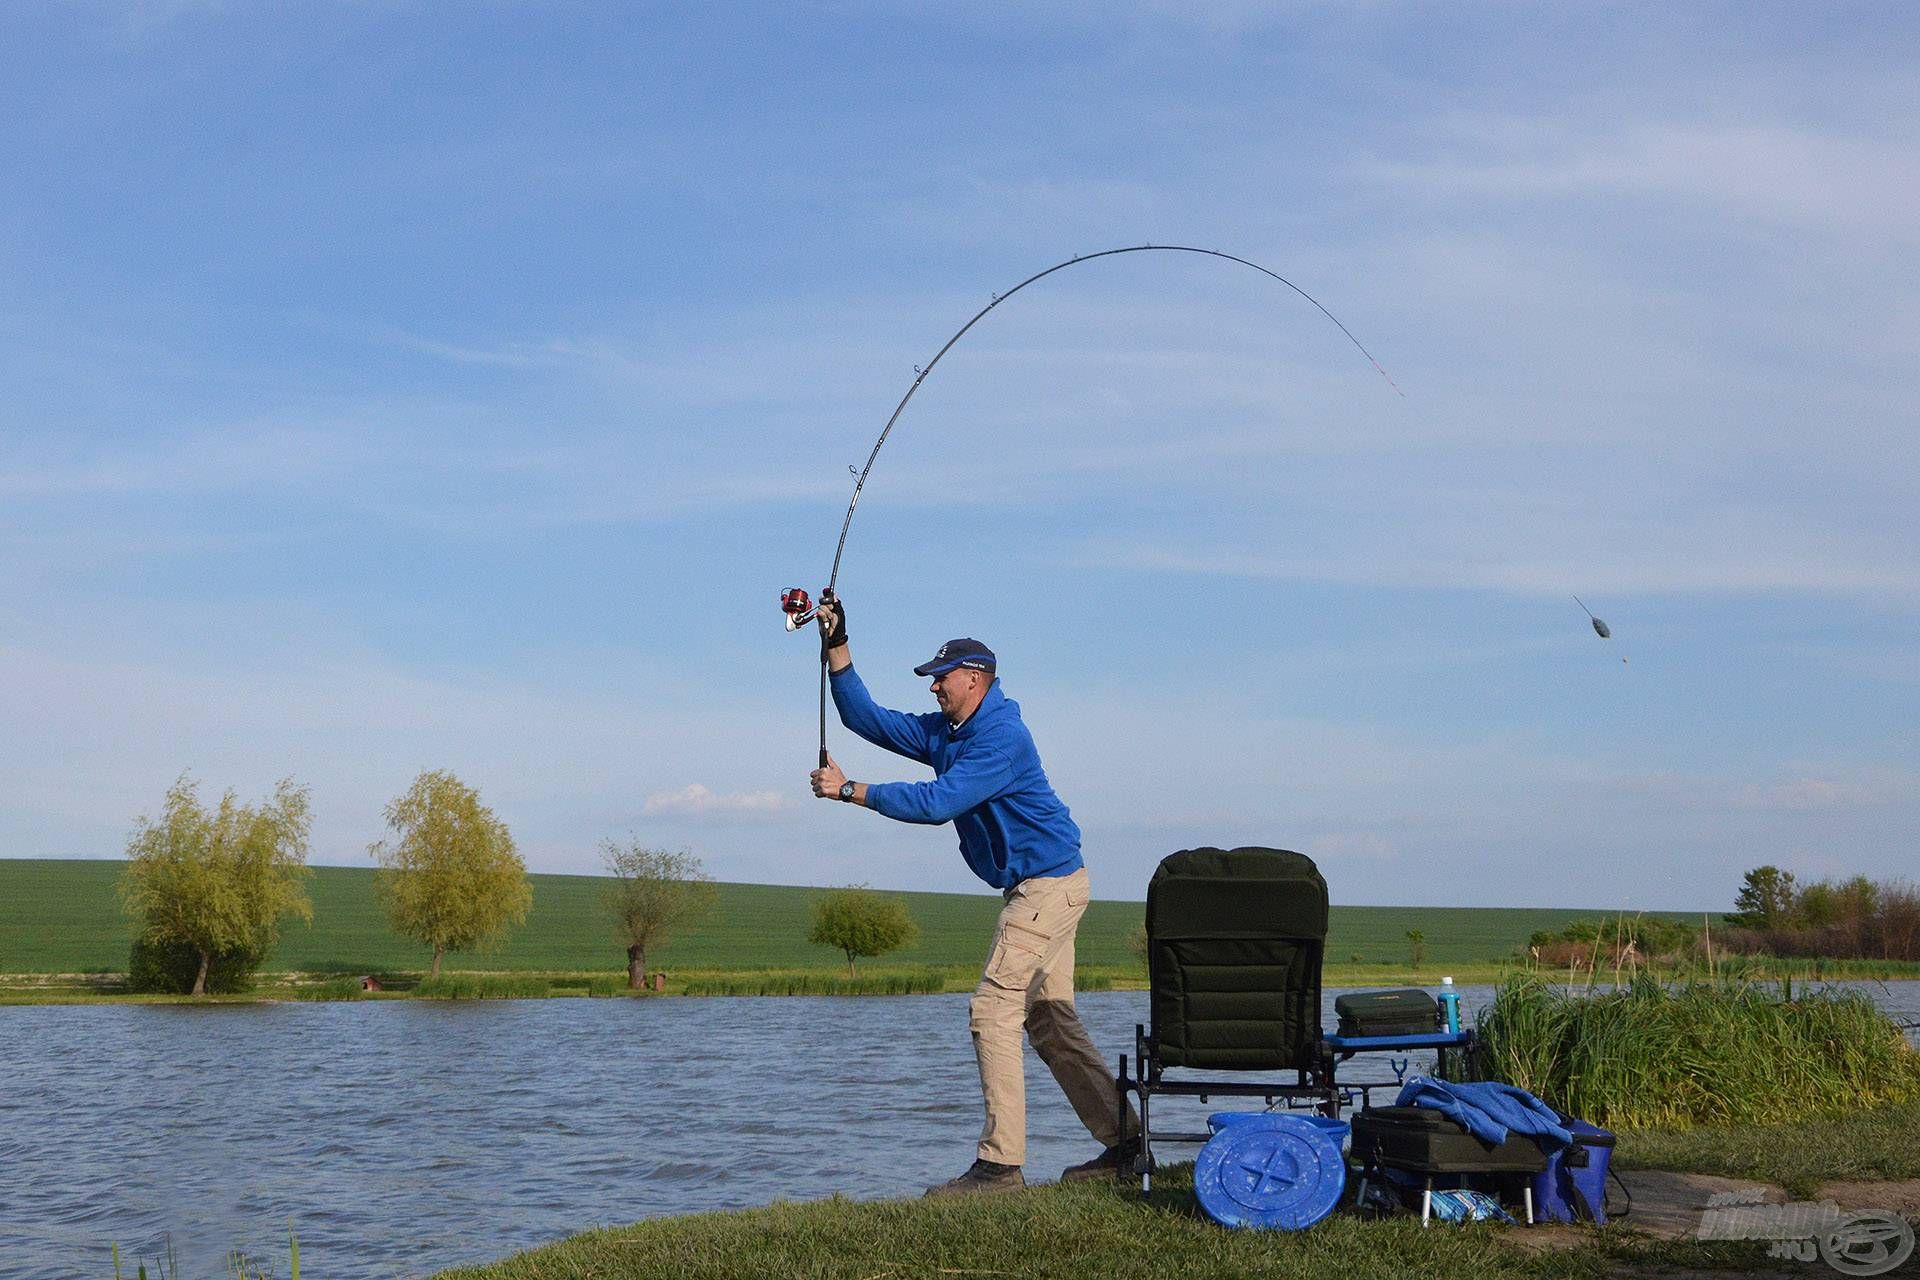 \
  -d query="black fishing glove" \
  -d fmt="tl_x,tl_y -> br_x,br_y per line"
818,589 -> 848,651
